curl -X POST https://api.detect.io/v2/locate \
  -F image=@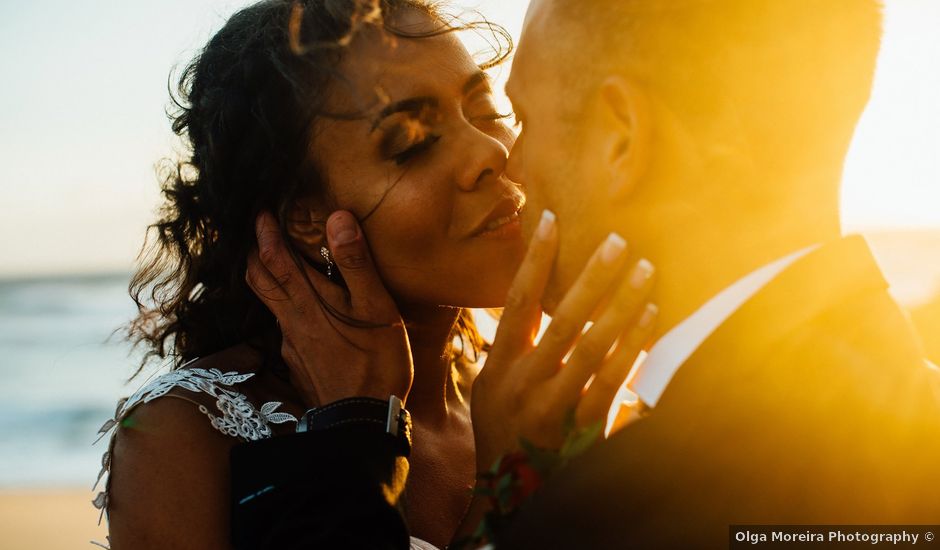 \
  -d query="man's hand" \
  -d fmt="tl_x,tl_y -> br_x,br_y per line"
246,210 -> 413,407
